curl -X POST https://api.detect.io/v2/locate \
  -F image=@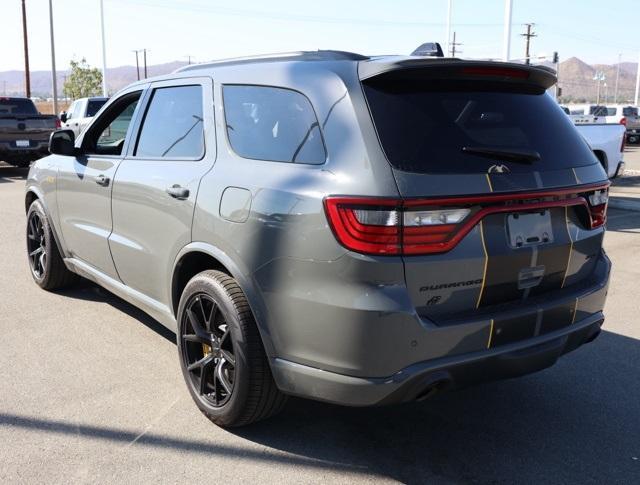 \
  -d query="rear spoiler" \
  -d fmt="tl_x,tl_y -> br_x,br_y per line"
358,58 -> 557,90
